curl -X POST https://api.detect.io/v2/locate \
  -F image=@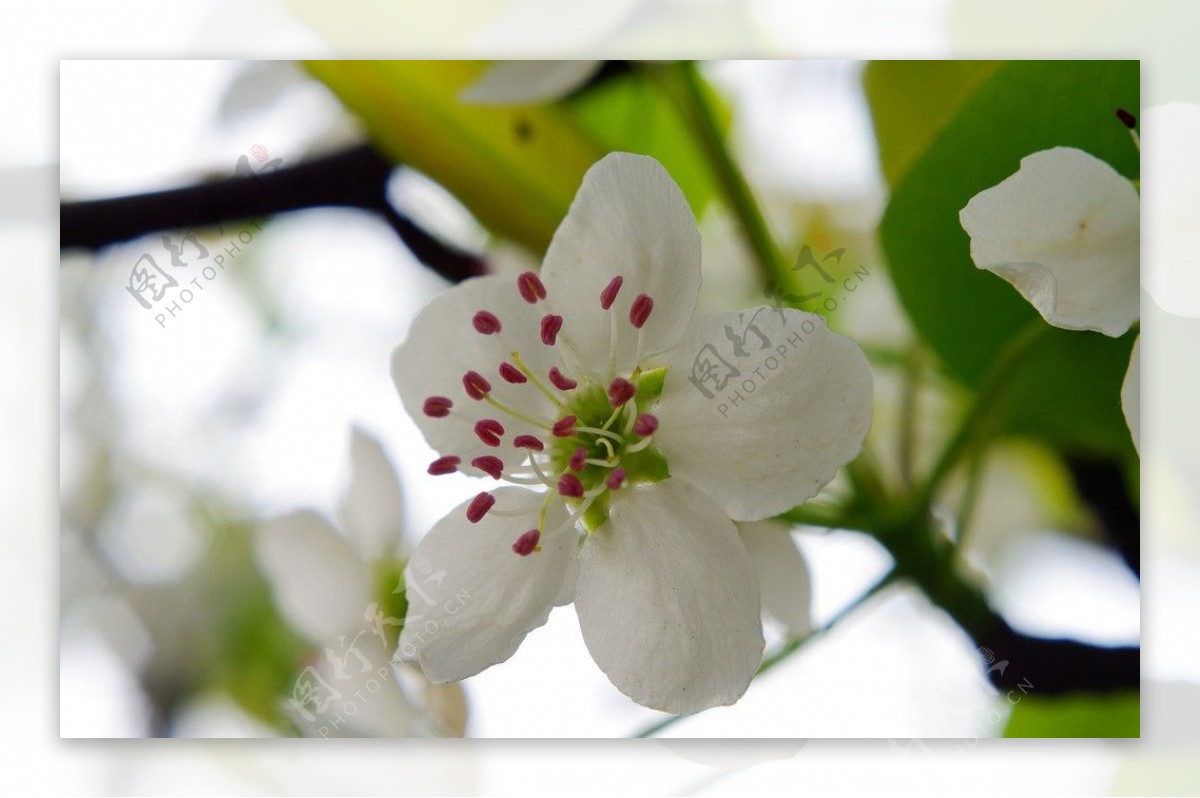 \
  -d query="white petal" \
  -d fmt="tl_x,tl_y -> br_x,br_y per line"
460,60 -> 602,105
959,146 -> 1140,337
286,636 -> 417,738
398,487 -> 577,683
541,152 -> 702,374
739,521 -> 813,638
1122,335 -> 1140,453
574,479 -> 763,714
1144,102 -> 1200,318
341,427 -> 406,561
653,308 -> 874,521
392,274 -> 562,468
256,511 -> 371,644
